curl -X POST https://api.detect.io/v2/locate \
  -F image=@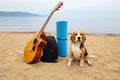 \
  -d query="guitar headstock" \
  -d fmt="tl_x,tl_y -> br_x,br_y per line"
53,1 -> 63,12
